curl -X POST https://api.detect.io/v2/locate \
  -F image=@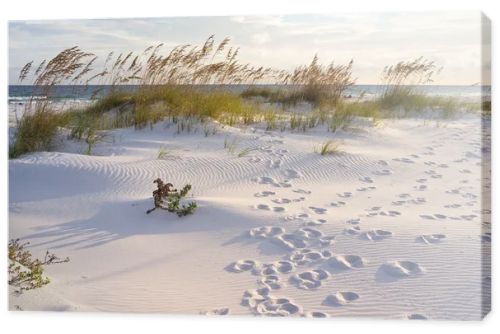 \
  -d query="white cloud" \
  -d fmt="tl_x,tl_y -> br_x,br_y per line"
251,32 -> 270,45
